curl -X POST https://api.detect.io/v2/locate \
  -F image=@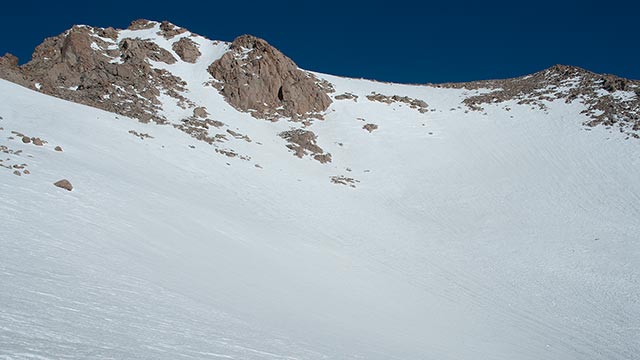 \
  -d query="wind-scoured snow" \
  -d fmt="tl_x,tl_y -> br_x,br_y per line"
1,25 -> 639,360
